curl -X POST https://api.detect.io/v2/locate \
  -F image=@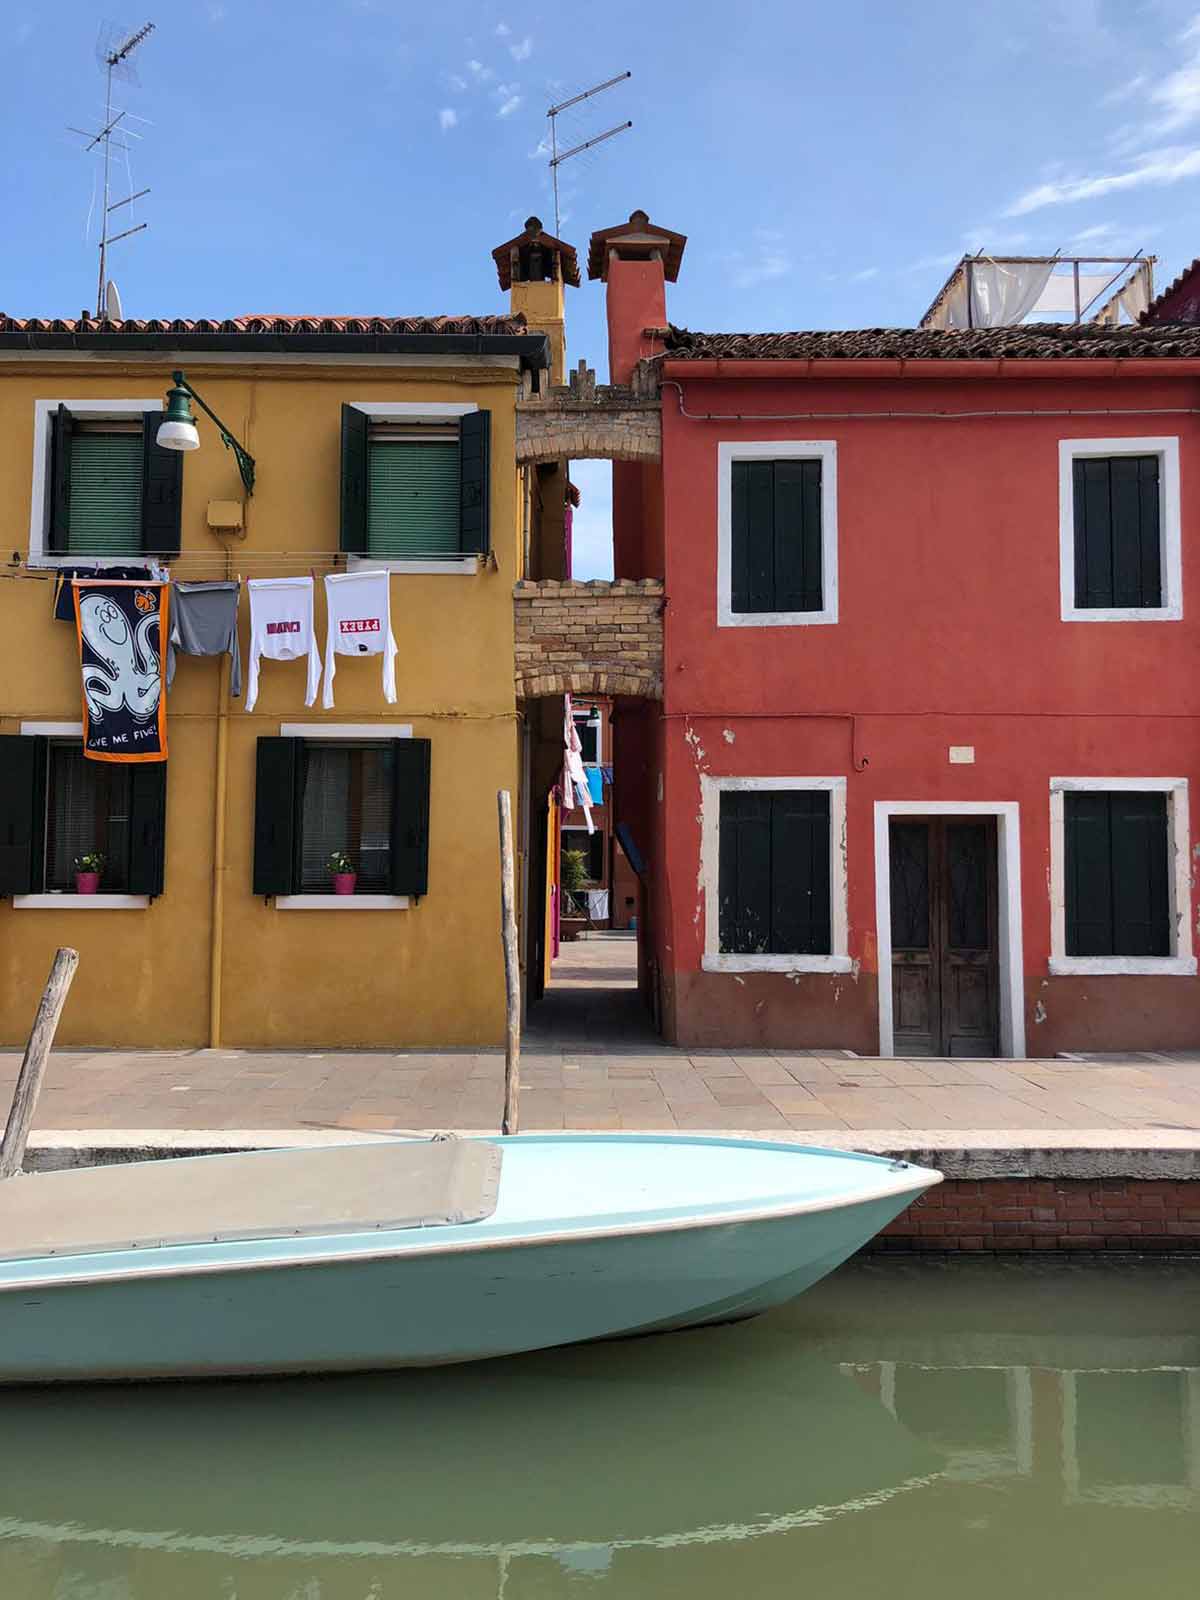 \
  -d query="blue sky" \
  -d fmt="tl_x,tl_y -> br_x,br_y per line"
6,0 -> 1200,575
